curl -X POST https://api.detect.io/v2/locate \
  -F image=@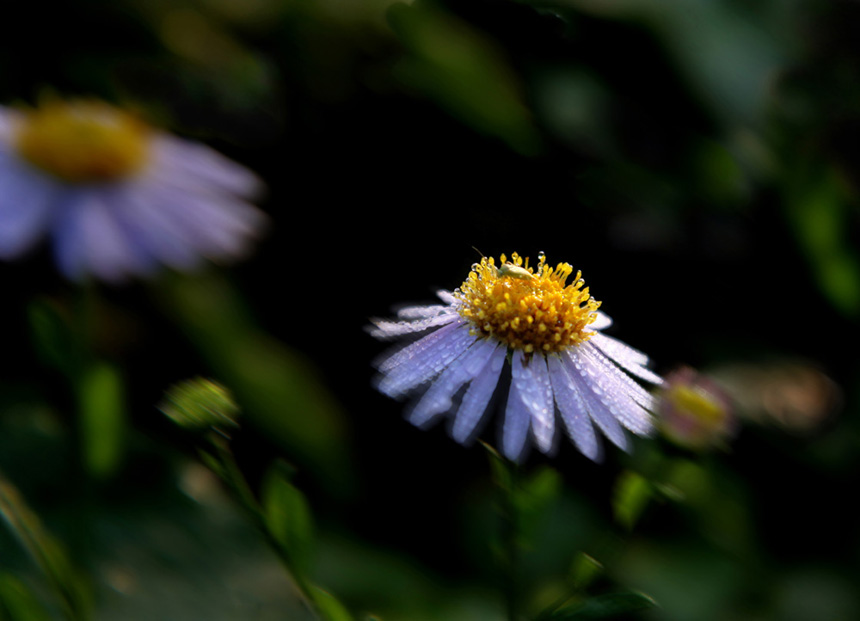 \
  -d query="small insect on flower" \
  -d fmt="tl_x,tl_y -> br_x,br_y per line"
0,97 -> 266,282
370,252 -> 663,461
